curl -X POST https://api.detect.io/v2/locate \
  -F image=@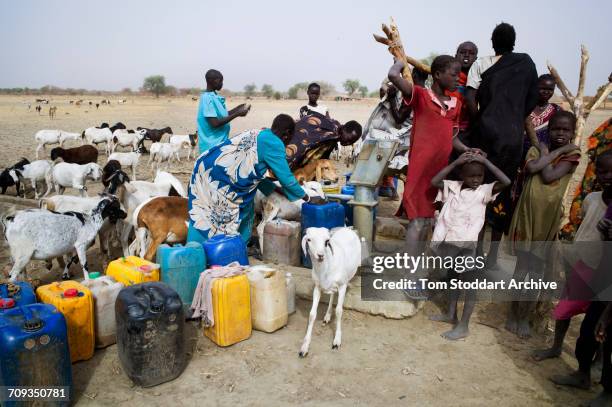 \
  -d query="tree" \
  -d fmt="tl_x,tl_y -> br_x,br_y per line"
244,83 -> 257,97
261,84 -> 274,98
142,75 -> 166,98
273,91 -> 281,100
342,79 -> 360,96
358,85 -> 369,98
287,82 -> 308,99
316,81 -> 336,96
